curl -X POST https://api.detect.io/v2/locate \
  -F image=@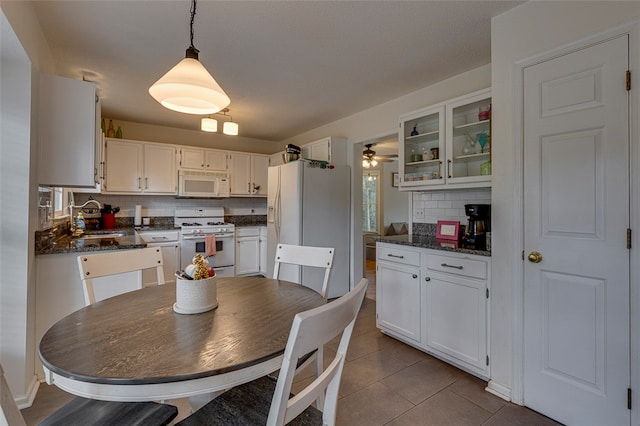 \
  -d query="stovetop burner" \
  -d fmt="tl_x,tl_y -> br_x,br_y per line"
181,222 -> 202,227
